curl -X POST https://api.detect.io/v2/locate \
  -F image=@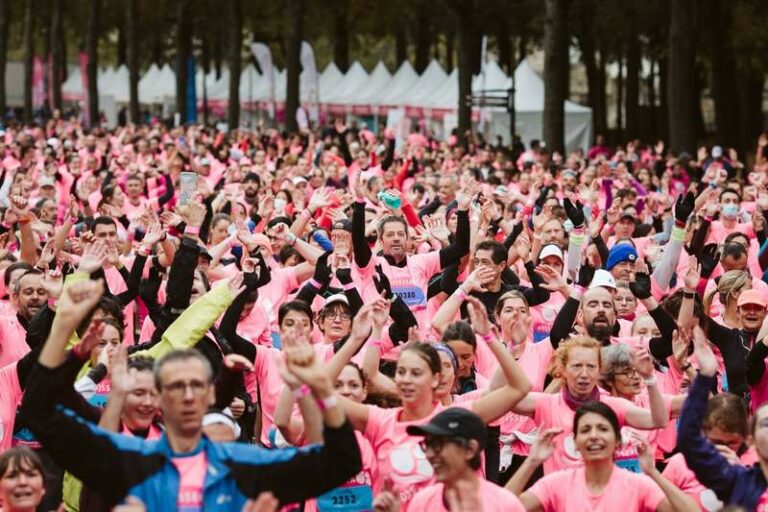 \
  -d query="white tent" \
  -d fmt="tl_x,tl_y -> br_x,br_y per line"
404,60 -> 448,109
318,63 -> 344,103
350,61 -> 392,109
322,61 -> 369,105
138,64 -> 161,104
377,61 -> 419,107
108,65 -> 130,103
62,68 -> 83,101
239,65 -> 263,104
